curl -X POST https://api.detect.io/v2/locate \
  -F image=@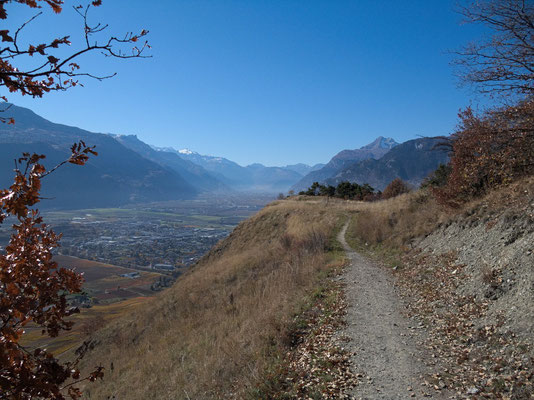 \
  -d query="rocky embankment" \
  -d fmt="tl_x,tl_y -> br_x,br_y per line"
397,187 -> 534,398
